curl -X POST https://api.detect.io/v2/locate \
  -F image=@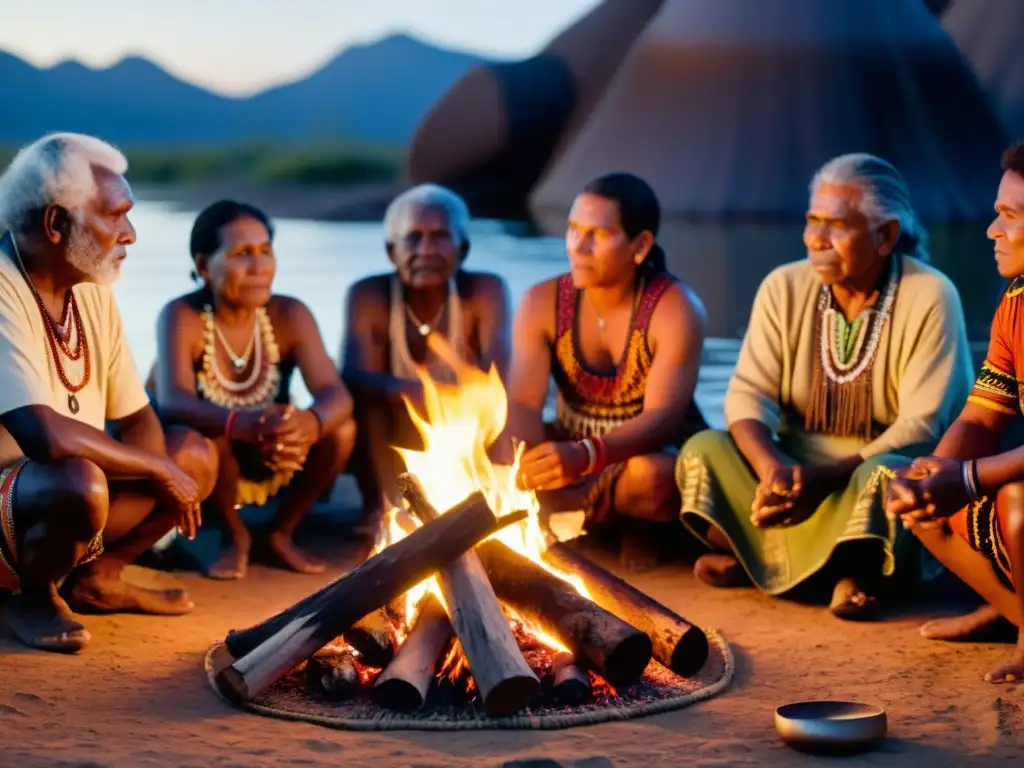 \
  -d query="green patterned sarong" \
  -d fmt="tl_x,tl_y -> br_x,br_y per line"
676,429 -> 921,595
